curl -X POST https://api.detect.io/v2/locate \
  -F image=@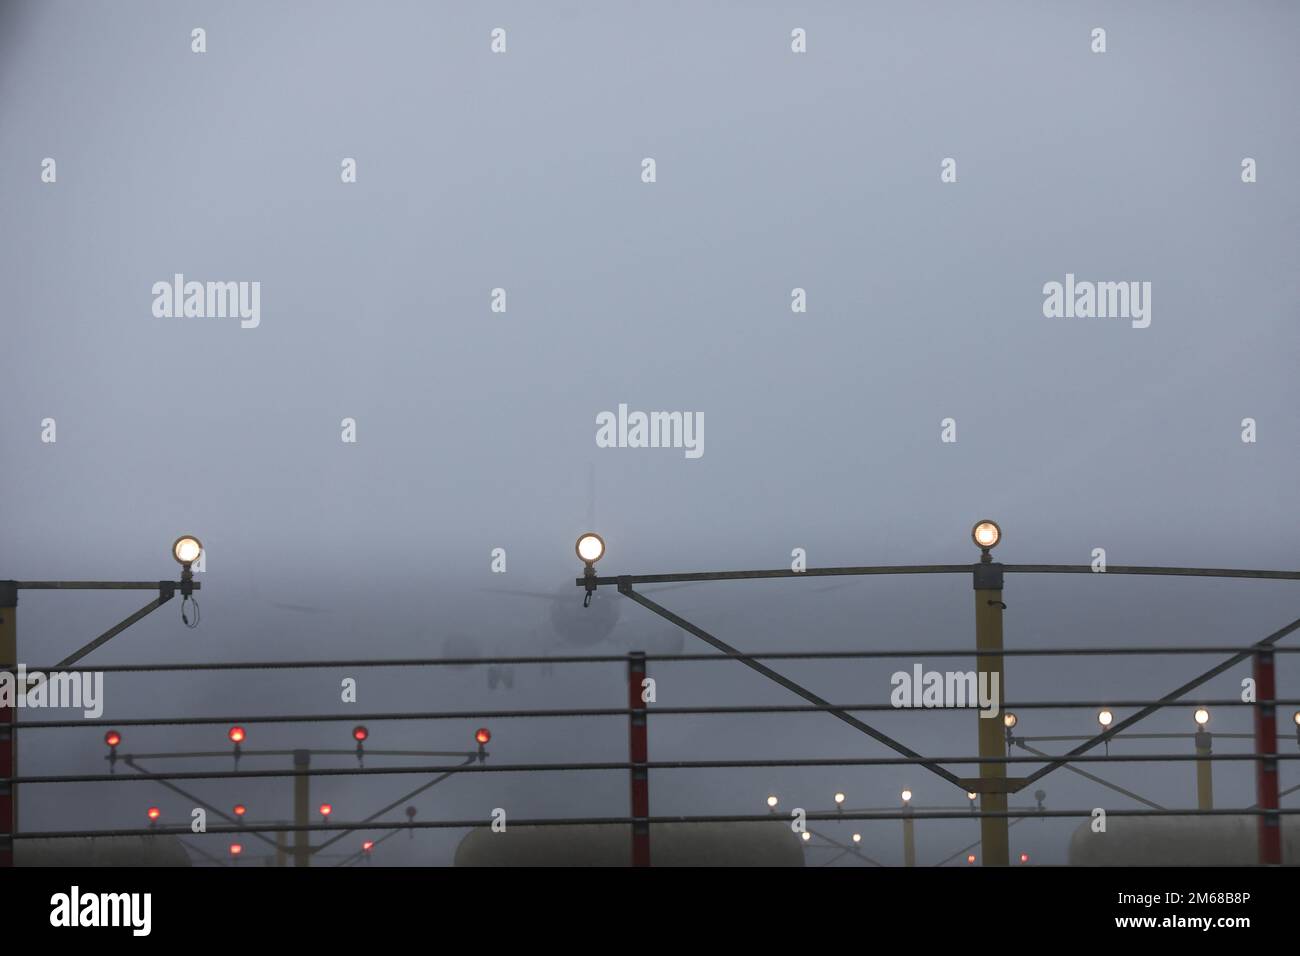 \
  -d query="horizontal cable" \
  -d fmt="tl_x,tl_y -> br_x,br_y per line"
13,645 -> 1300,674
13,698 -> 1300,732
16,806 -> 1300,840
9,752 -> 1300,785
585,564 -> 1300,586
13,581 -> 200,590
